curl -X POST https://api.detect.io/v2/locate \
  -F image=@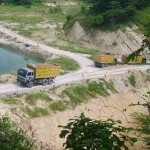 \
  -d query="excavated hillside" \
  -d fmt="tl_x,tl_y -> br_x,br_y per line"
0,70 -> 150,150
66,21 -> 150,60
